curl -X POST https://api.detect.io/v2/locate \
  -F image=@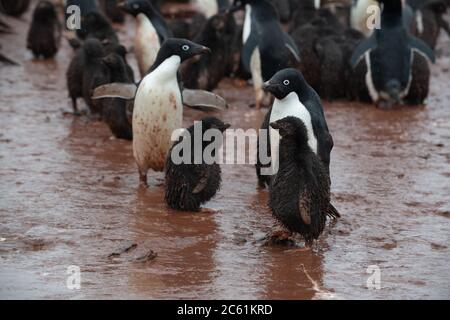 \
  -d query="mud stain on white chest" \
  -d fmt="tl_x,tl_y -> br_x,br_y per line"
132,56 -> 183,172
